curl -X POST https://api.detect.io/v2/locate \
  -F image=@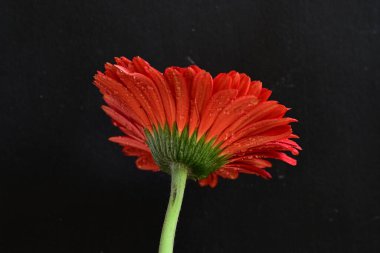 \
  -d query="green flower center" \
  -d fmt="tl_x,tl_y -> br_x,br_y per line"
145,124 -> 229,179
